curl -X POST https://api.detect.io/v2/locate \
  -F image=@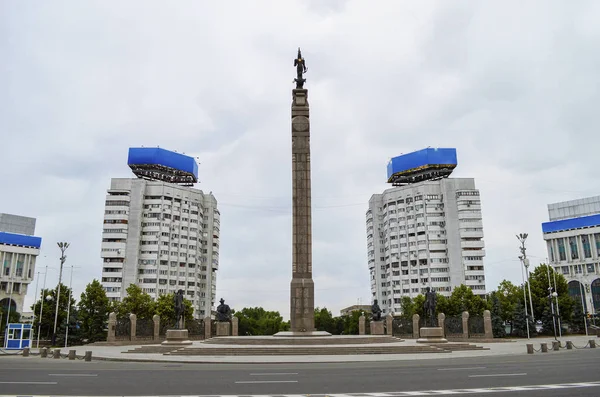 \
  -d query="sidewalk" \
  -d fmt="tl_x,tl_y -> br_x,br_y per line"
24,335 -> 597,364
